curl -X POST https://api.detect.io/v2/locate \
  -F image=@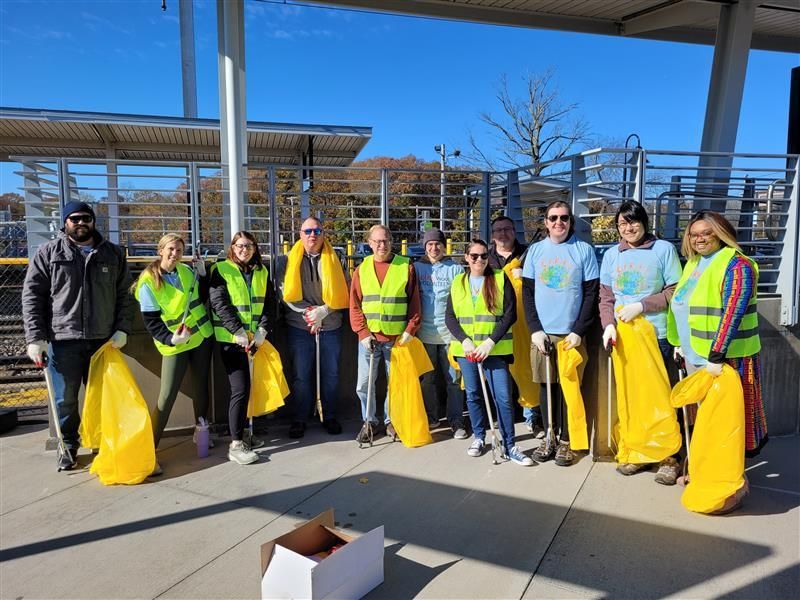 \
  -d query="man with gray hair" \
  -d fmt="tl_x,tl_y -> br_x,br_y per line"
350,224 -> 420,440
